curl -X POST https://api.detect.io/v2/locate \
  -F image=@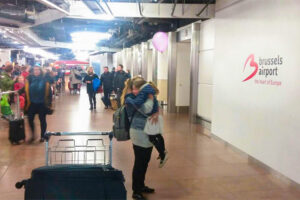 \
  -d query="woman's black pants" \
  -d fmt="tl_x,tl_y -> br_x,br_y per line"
88,92 -> 96,108
28,103 -> 47,139
132,145 -> 153,193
